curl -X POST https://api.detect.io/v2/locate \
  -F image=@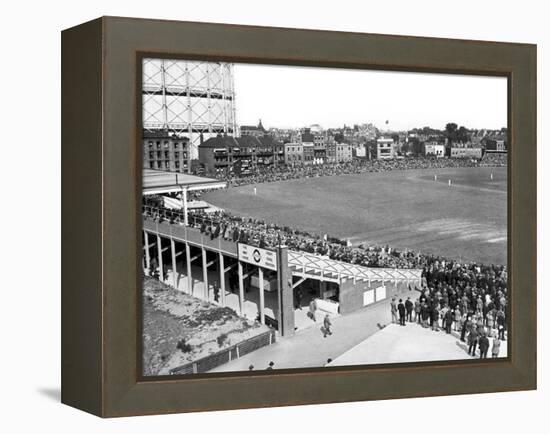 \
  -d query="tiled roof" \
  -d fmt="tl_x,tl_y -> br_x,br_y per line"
199,135 -> 282,149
